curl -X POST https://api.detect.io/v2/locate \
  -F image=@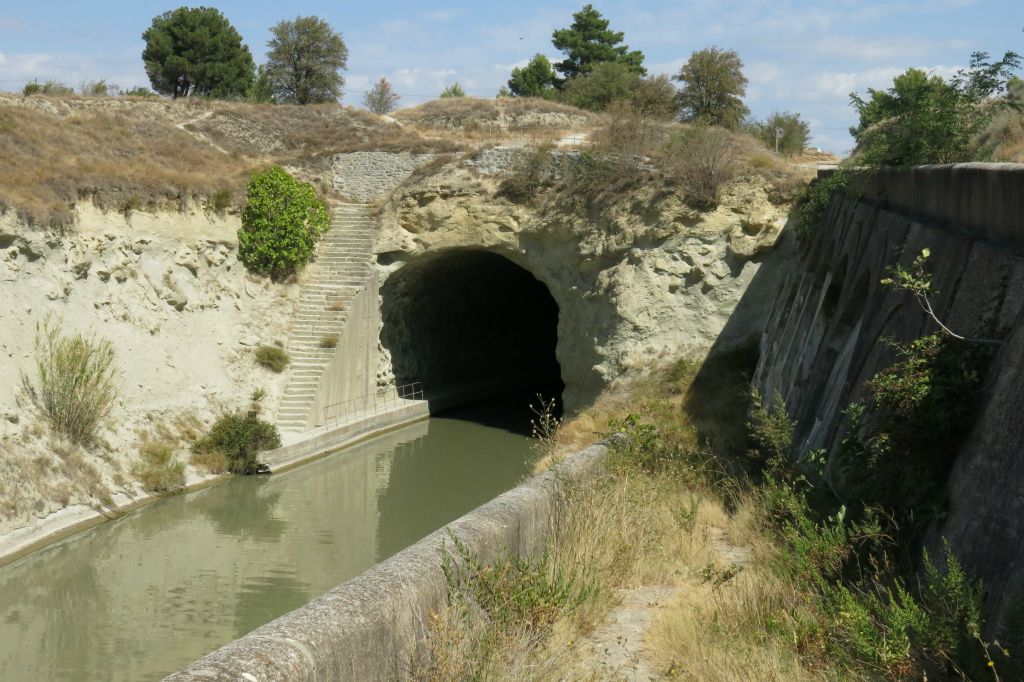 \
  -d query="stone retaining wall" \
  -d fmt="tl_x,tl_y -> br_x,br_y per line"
332,152 -> 437,202
167,443 -> 607,680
